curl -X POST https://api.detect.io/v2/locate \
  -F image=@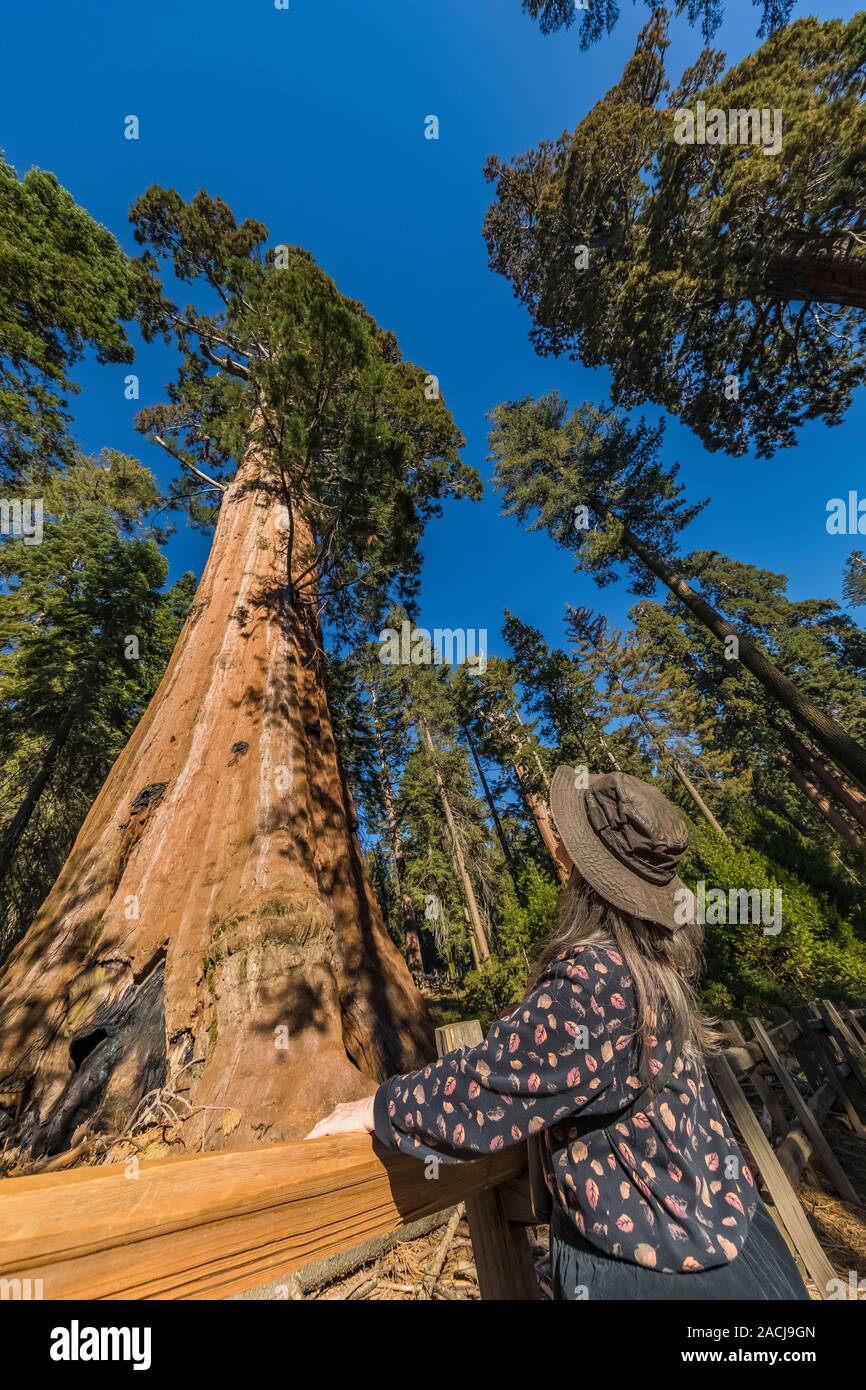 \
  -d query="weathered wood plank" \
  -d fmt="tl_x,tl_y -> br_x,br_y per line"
435,1020 -> 539,1300
749,1066 -> 789,1139
793,1005 -> 866,1137
748,1018 -> 860,1206
0,1133 -> 526,1301
707,1055 -> 836,1297
843,1006 -> 866,1049
718,1018 -> 798,1077
775,1083 -> 835,1189
435,1021 -> 485,1054
819,1001 -> 866,1094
